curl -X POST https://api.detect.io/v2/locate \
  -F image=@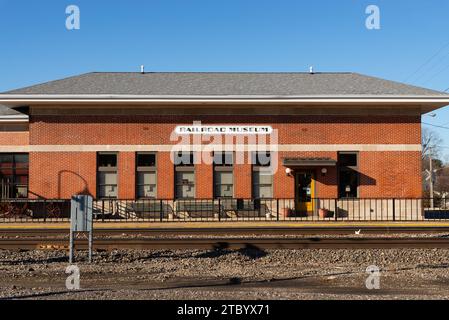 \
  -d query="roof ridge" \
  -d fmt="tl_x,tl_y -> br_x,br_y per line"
89,71 -> 355,74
